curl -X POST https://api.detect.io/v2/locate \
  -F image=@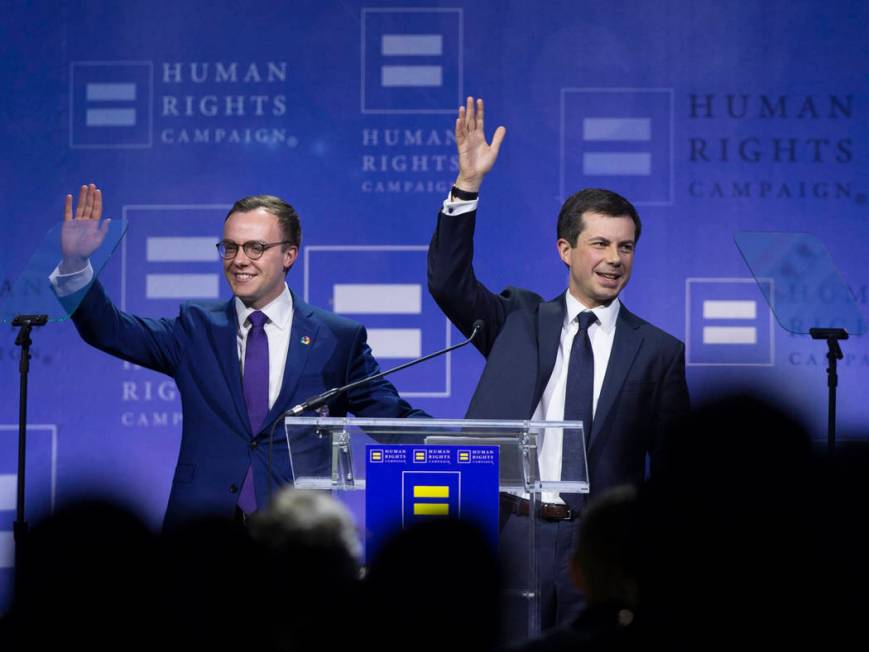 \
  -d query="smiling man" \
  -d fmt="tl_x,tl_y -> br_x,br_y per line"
427,98 -> 689,634
52,186 -> 426,528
